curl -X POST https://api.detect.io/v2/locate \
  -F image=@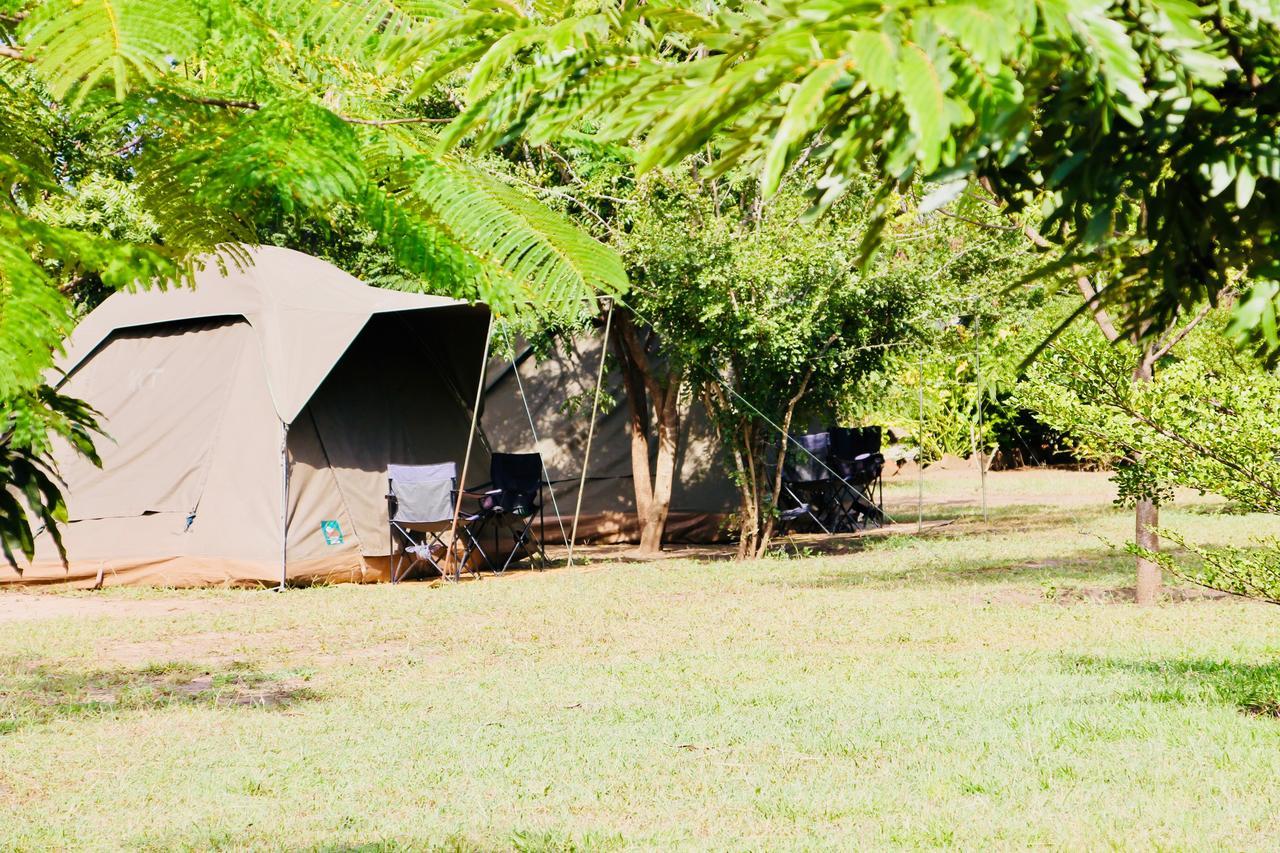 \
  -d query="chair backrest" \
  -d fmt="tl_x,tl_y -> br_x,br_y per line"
388,462 -> 457,524
491,452 -> 543,494
830,426 -> 882,459
860,426 -> 883,454
783,432 -> 831,483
